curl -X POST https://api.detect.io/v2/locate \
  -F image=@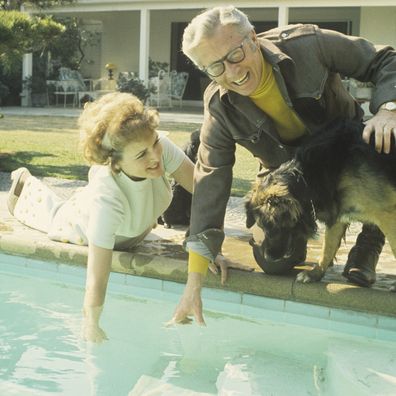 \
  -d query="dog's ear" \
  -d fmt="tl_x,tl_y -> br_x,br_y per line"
244,192 -> 257,229
246,206 -> 256,228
